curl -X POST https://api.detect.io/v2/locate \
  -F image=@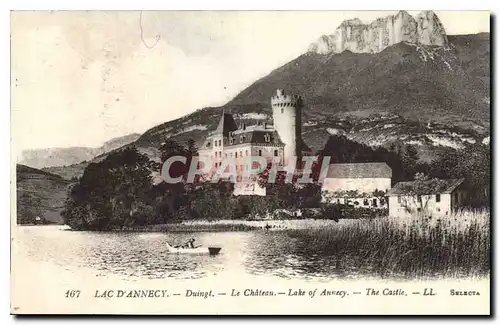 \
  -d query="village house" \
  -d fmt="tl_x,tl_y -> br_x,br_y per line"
321,162 -> 392,209
386,178 -> 466,217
